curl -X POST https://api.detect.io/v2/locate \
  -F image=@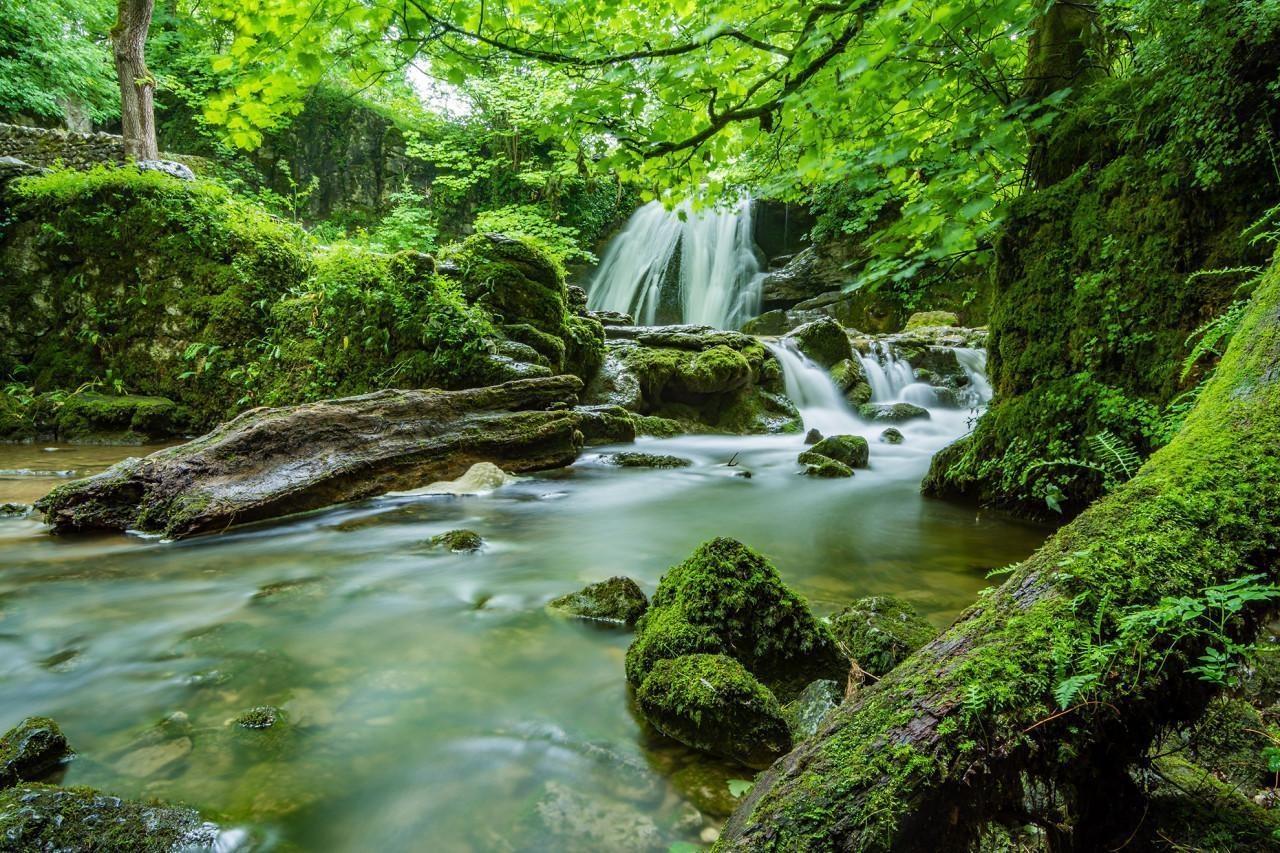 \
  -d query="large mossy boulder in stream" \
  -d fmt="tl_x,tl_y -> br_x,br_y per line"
37,377 -> 588,538
625,538 -> 846,699
782,317 -> 853,368
636,654 -> 792,769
